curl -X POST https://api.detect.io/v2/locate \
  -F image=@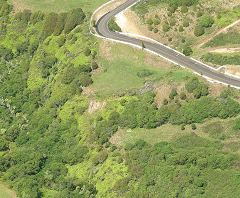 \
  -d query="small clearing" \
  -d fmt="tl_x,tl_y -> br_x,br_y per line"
88,100 -> 106,114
